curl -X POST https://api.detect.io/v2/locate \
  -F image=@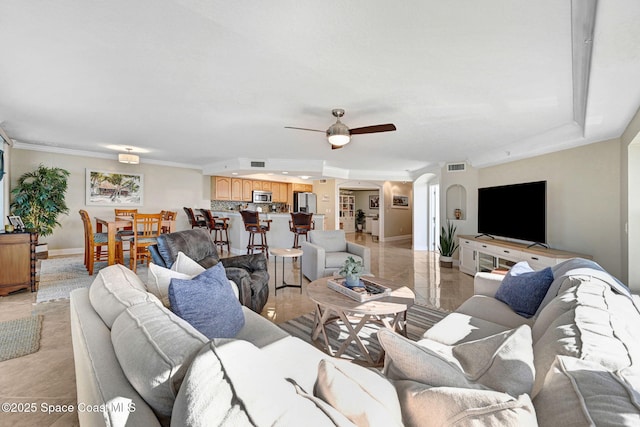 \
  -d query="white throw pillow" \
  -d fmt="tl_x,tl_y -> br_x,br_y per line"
394,380 -> 537,427
378,325 -> 535,397
171,251 -> 206,276
147,263 -> 193,308
314,359 -> 403,427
